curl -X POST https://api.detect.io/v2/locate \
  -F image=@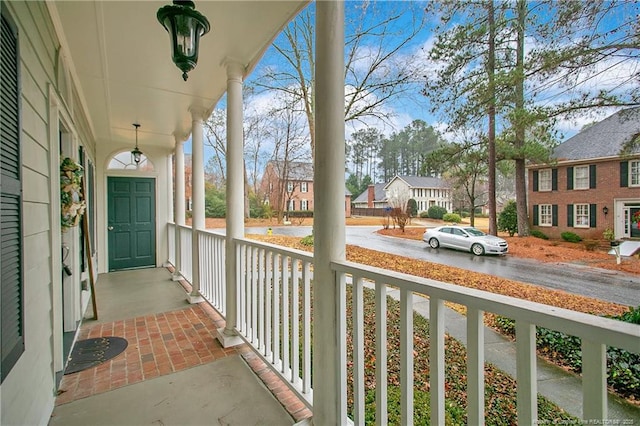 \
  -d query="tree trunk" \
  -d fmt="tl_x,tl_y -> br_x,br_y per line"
487,0 -> 498,235
514,0 -> 530,236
